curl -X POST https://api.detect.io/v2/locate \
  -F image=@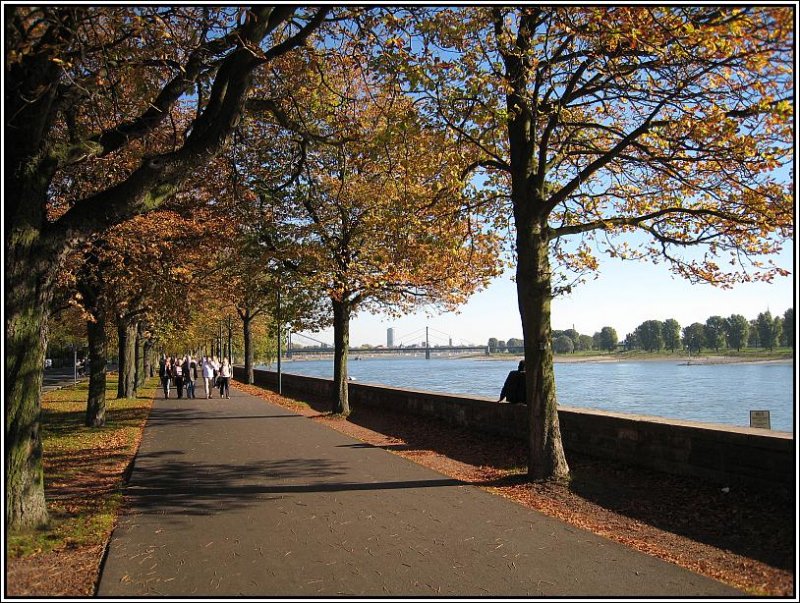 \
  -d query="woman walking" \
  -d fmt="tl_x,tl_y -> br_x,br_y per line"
218,357 -> 232,399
